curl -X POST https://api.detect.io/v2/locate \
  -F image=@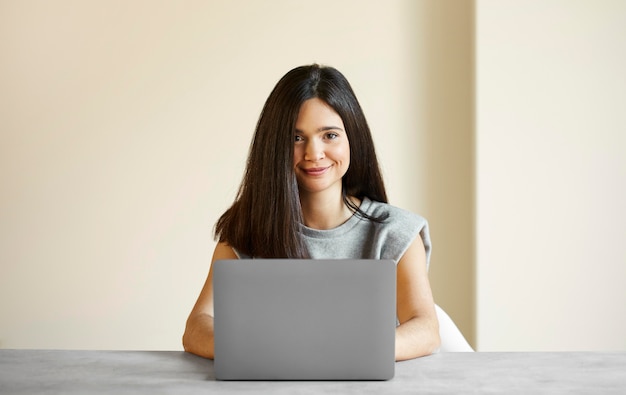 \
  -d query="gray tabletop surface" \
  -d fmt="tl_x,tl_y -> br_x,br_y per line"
1,350 -> 625,394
